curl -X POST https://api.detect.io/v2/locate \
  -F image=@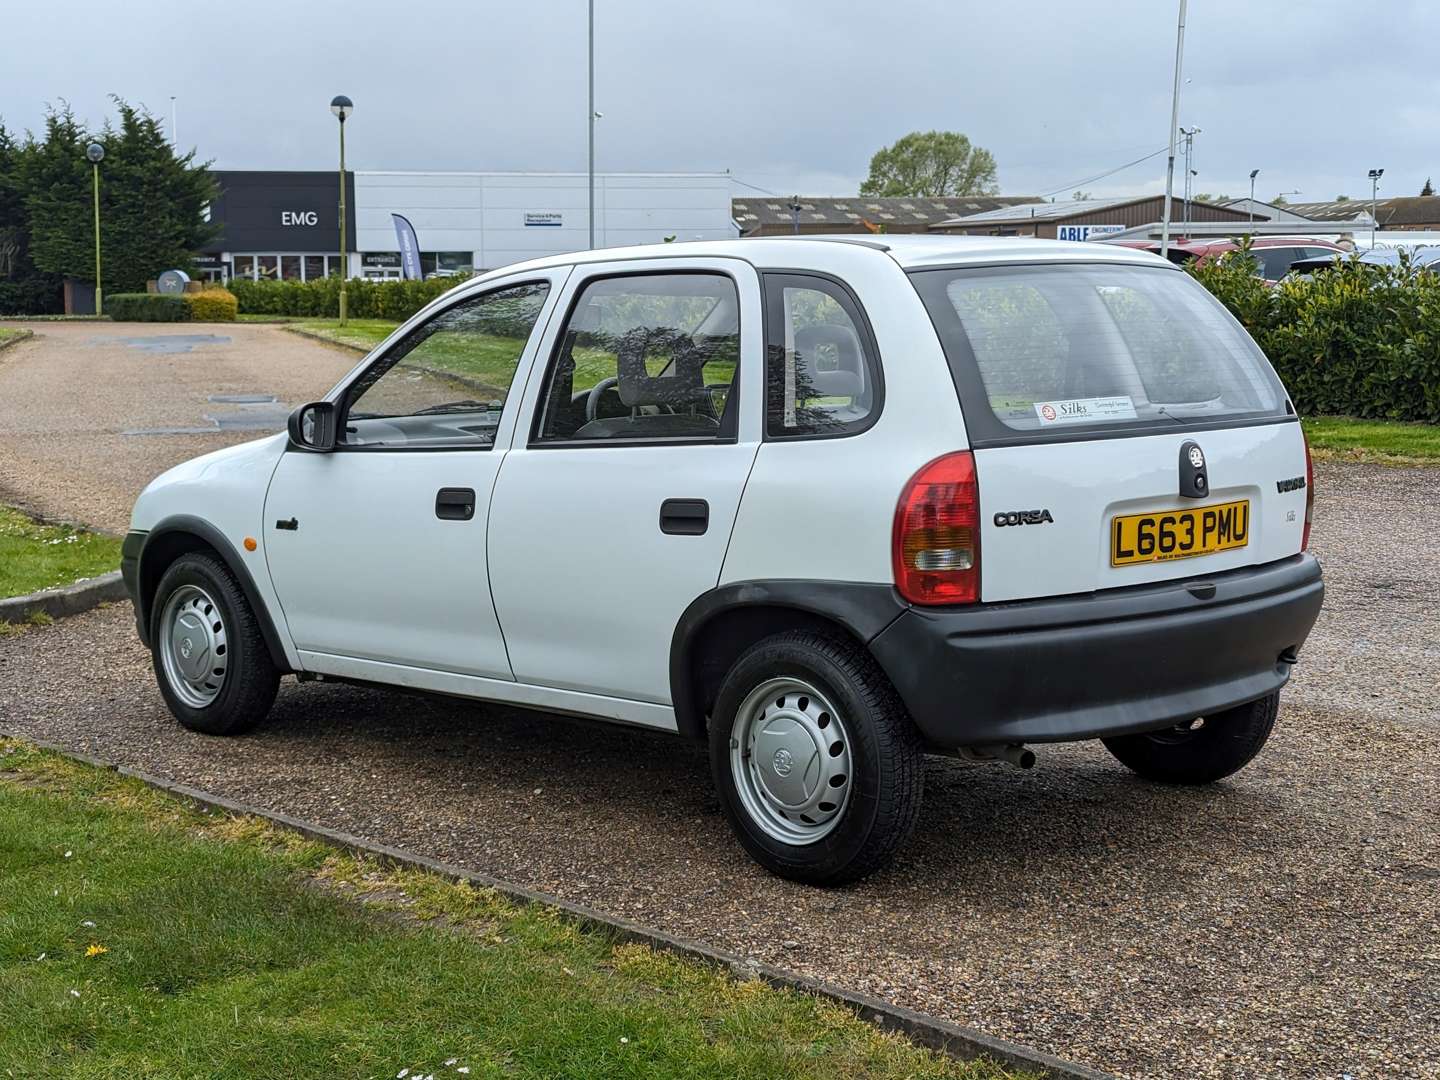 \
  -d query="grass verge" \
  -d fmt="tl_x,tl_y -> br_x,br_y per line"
0,327 -> 34,351
287,318 -> 399,352
0,739 -> 1030,1080
1302,415 -> 1440,464
0,506 -> 120,600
